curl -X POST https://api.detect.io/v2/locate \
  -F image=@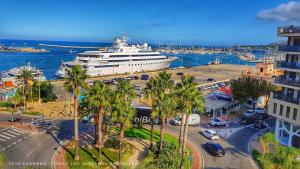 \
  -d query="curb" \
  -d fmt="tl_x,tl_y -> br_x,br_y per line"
247,128 -> 270,169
